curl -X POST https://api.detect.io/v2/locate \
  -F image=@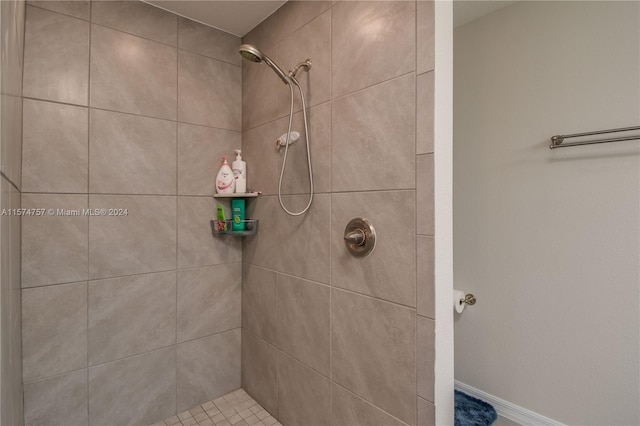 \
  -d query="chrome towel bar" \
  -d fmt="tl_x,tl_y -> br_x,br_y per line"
549,125 -> 640,149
